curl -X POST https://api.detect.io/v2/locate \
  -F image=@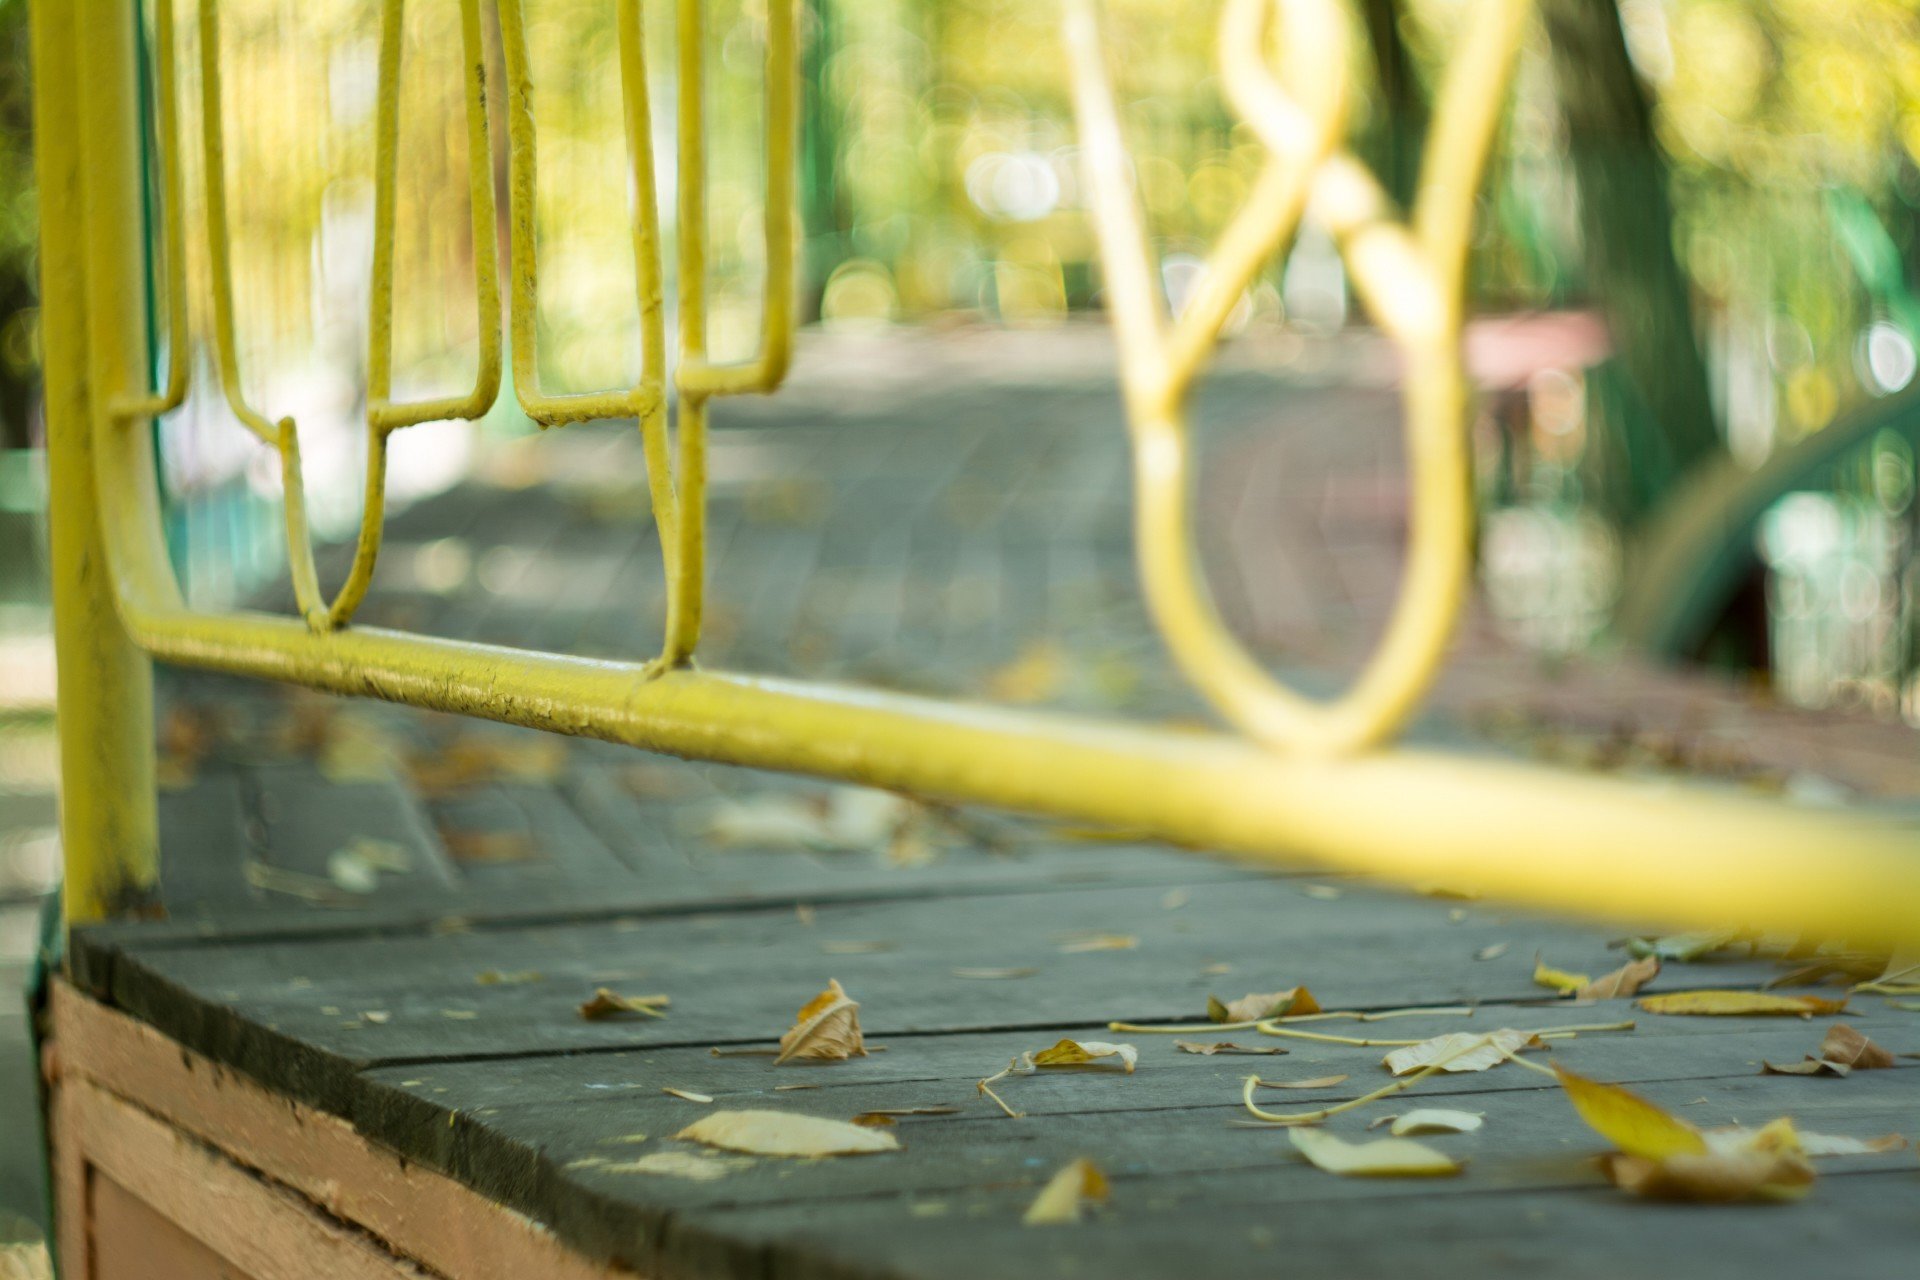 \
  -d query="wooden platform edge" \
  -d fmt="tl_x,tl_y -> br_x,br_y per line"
43,979 -> 634,1280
